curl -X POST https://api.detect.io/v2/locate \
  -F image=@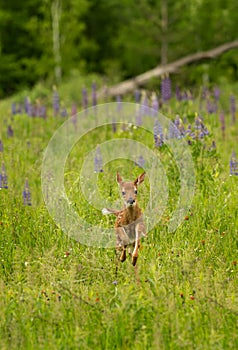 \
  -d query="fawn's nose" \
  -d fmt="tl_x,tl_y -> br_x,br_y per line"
127,197 -> 135,205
